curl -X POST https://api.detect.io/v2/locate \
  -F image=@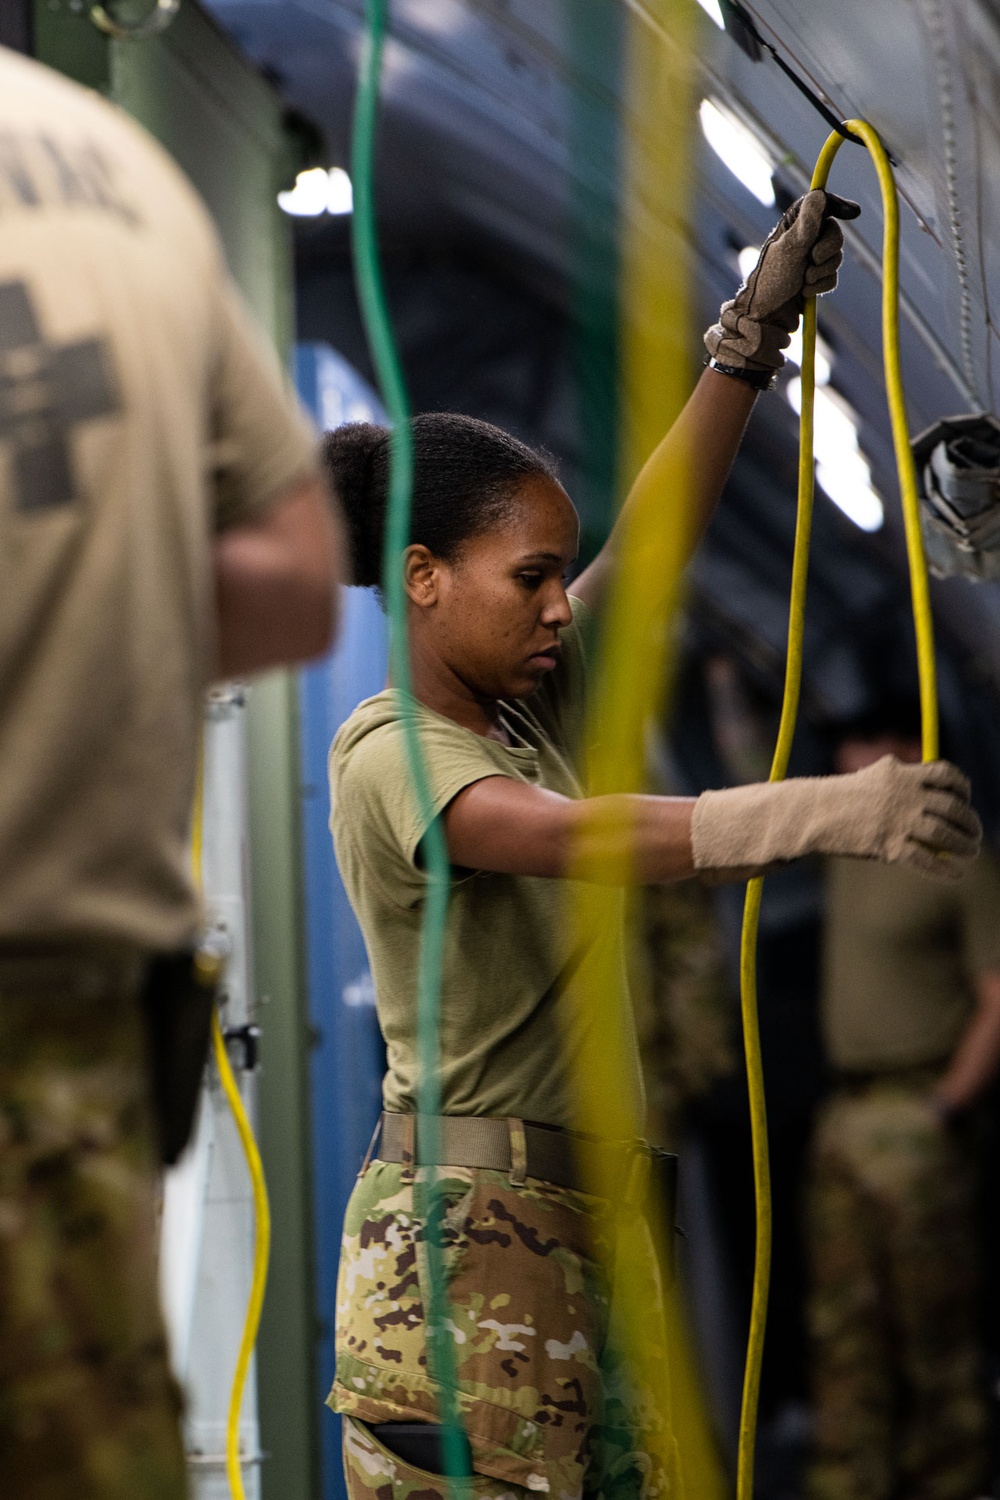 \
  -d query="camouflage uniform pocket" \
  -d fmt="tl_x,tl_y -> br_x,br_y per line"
329,1160 -> 613,1497
343,1414 -> 538,1500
